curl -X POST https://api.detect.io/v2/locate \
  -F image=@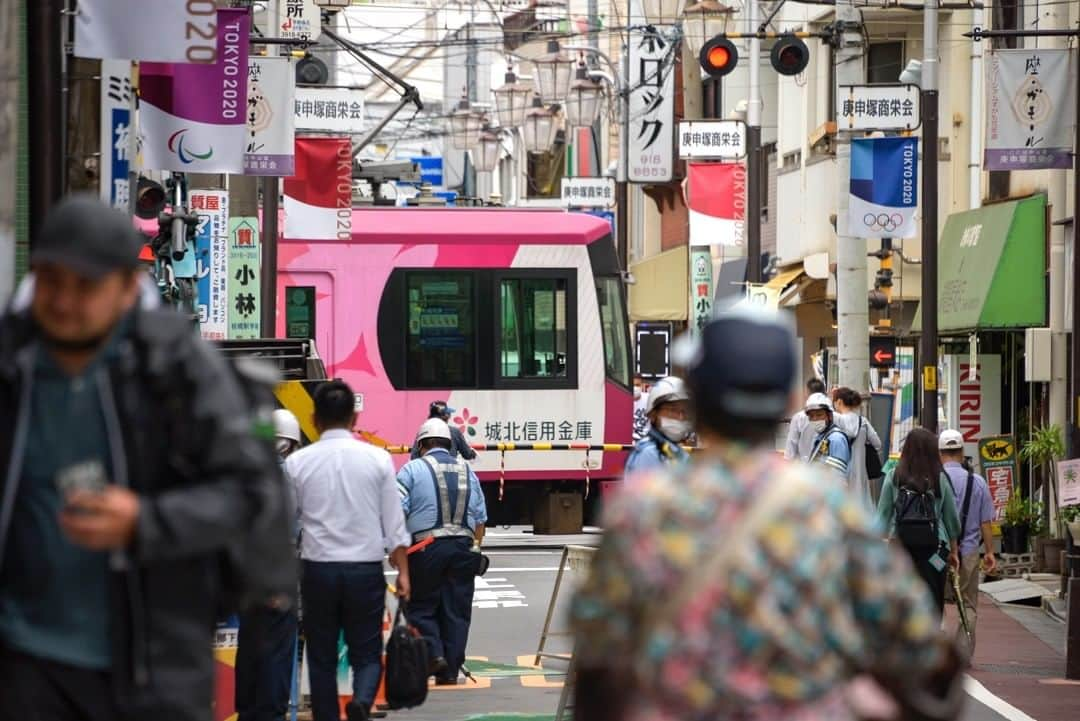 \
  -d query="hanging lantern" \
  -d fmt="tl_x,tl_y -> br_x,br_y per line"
493,70 -> 534,128
564,64 -> 605,128
683,0 -> 735,58
449,97 -> 484,150
642,0 -> 687,25
521,96 -> 559,154
472,128 -> 502,173
531,40 -> 575,105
